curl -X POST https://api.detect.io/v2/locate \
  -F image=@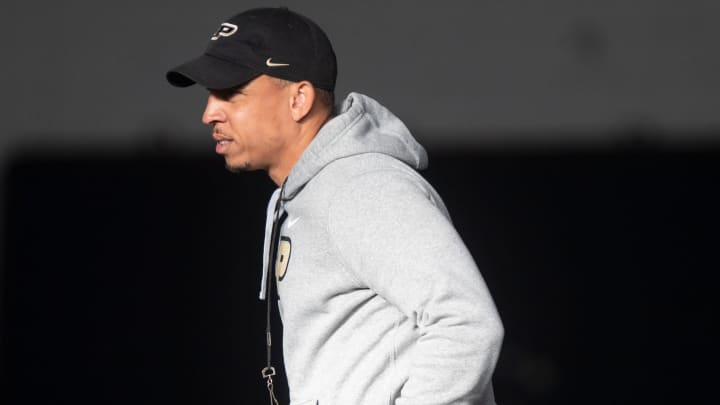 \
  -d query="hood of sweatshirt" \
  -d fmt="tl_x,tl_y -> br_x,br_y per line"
282,92 -> 428,200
